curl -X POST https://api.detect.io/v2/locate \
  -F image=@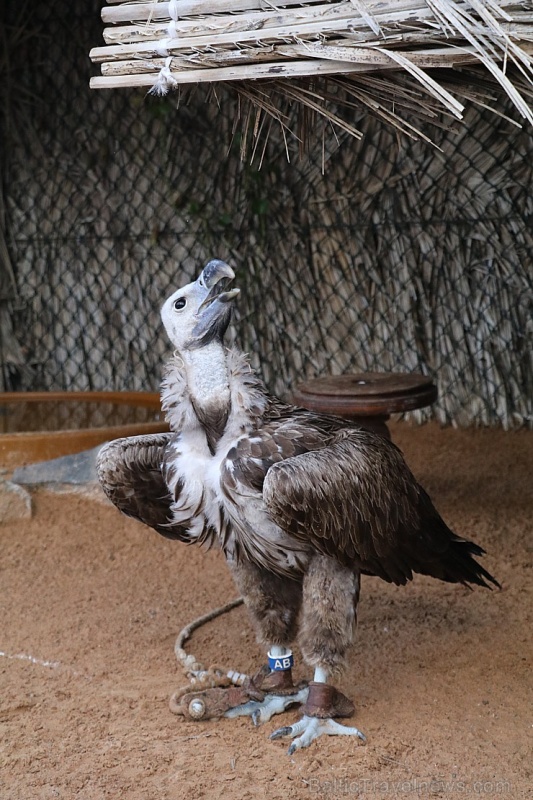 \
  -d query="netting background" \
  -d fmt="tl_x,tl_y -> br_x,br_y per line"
1,1 -> 533,428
